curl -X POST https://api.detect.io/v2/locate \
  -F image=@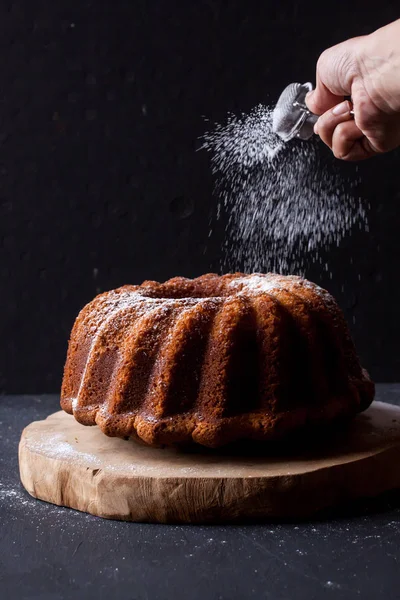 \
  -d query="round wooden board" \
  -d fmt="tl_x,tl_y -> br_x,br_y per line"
19,402 -> 400,523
